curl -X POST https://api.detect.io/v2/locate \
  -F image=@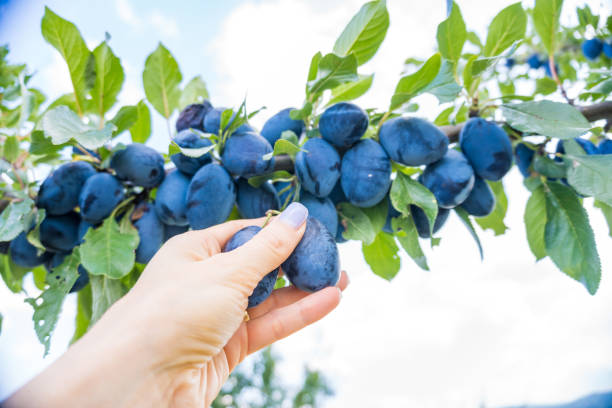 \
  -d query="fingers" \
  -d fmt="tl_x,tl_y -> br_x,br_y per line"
246,286 -> 342,354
